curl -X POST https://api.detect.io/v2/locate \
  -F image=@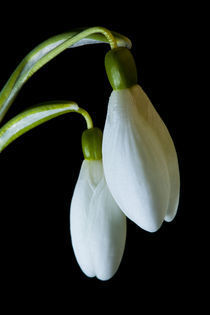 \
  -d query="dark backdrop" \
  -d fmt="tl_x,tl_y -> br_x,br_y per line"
0,2 -> 202,310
